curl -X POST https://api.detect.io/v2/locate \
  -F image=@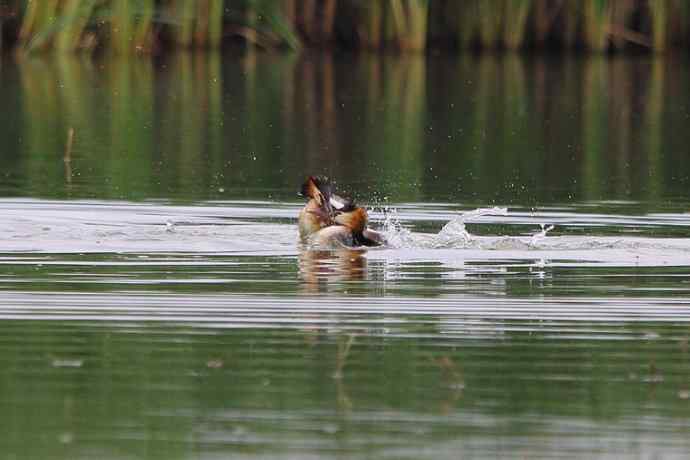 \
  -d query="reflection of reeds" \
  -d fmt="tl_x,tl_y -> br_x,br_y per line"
609,58 -> 632,196
17,58 -> 63,194
477,1 -> 501,49
392,0 -> 428,51
649,0 -> 668,52
454,0 -> 478,49
107,57 -> 155,197
499,56 -> 530,180
55,54 -> 98,188
206,53 -> 223,185
582,0 -> 610,52
171,1 -> 195,48
364,0 -> 383,49
11,42 -> 680,206
361,55 -> 425,196
581,58 -> 607,200
644,58 -> 664,200
502,0 -> 531,50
